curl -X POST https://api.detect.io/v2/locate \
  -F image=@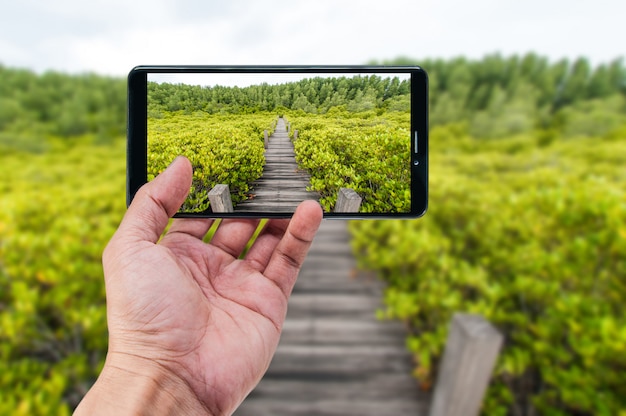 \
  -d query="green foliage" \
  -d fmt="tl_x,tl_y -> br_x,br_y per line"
148,112 -> 272,212
148,74 -> 411,115
288,110 -> 411,213
349,125 -> 626,415
0,65 -> 126,144
373,54 -> 626,138
0,140 -> 126,414
556,94 -> 626,137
